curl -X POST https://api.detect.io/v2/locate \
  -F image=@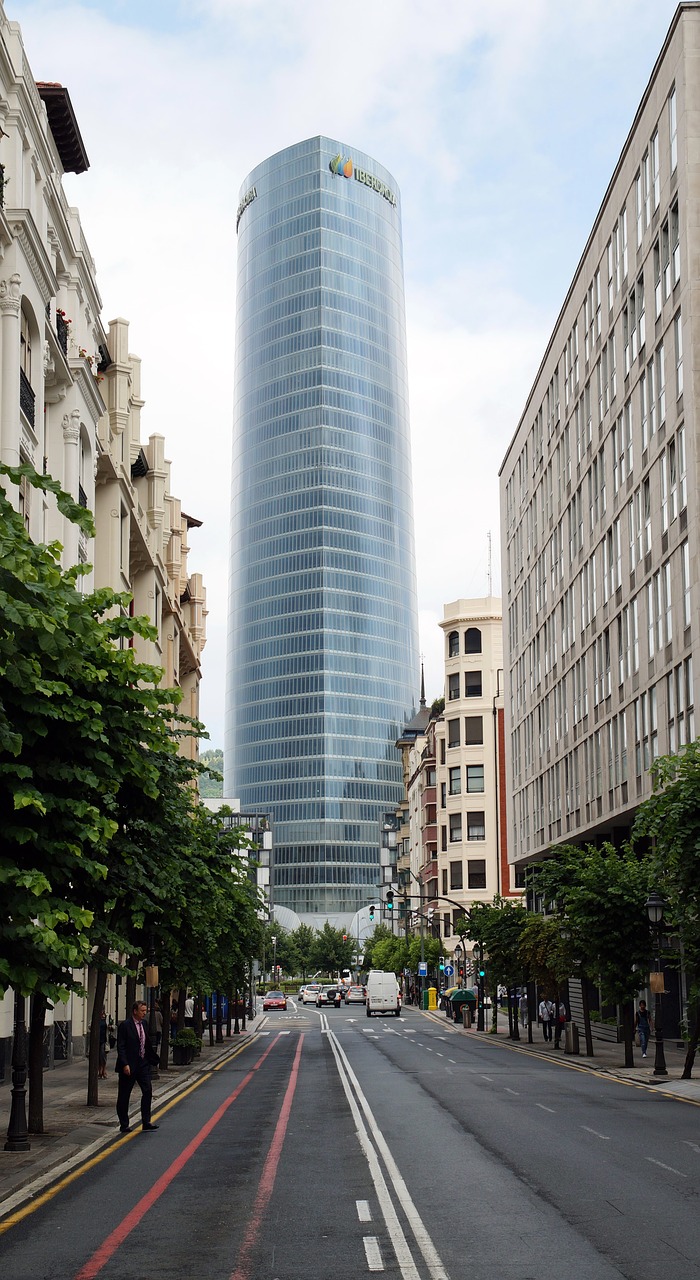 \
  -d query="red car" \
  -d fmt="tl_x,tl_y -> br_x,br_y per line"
263,990 -> 287,1011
